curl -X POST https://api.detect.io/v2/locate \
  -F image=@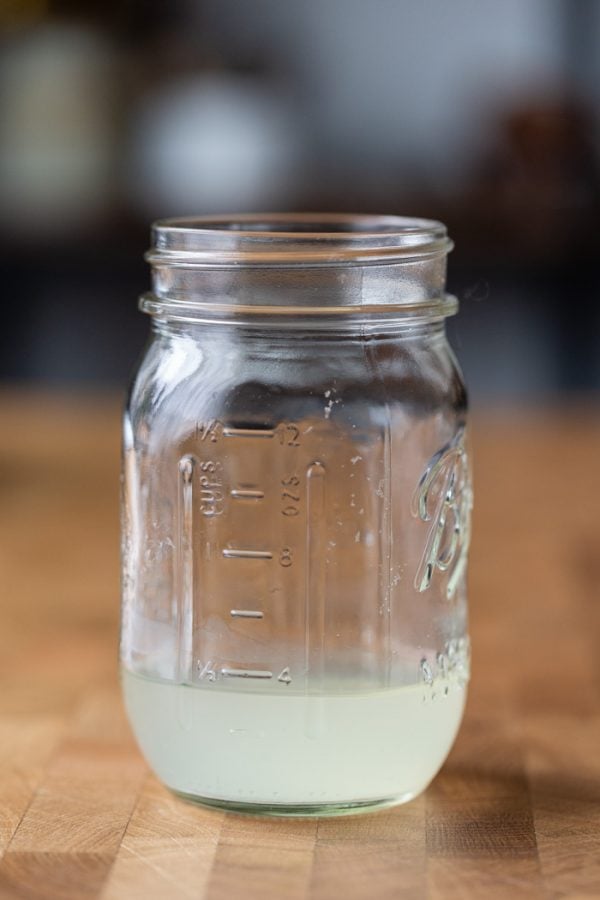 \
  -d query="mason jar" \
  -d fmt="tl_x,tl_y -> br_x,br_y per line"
120,214 -> 472,817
